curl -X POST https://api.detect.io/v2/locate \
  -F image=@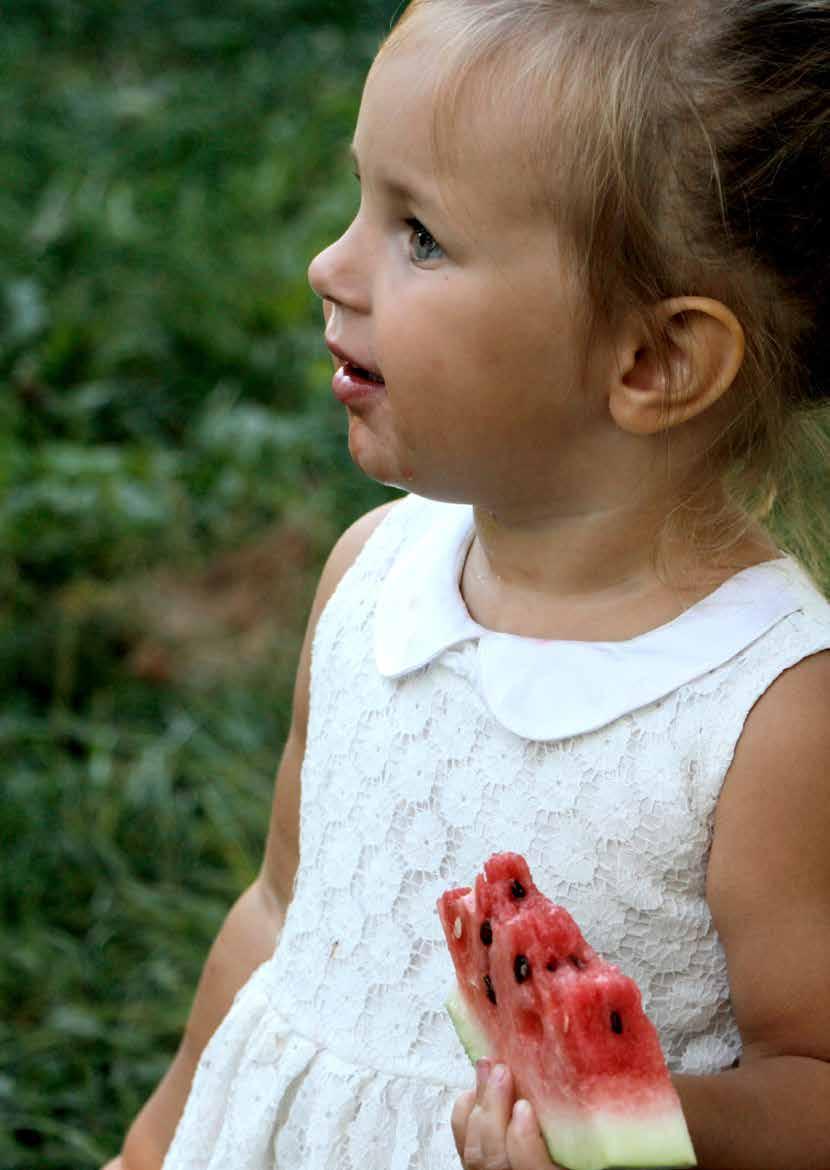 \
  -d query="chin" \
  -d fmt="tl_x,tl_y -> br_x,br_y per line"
345,417 -> 476,503
347,423 -> 406,491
